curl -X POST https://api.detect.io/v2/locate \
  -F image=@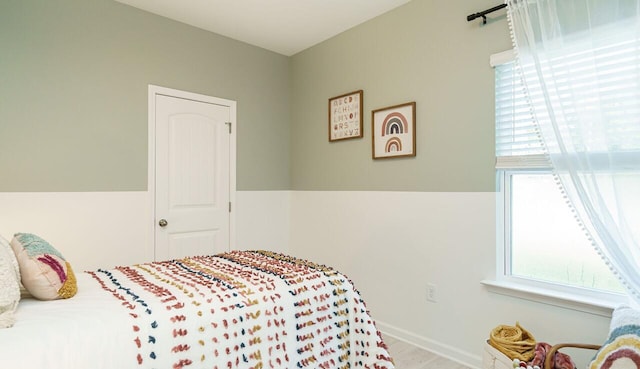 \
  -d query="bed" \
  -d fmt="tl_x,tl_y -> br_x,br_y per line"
0,244 -> 395,369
